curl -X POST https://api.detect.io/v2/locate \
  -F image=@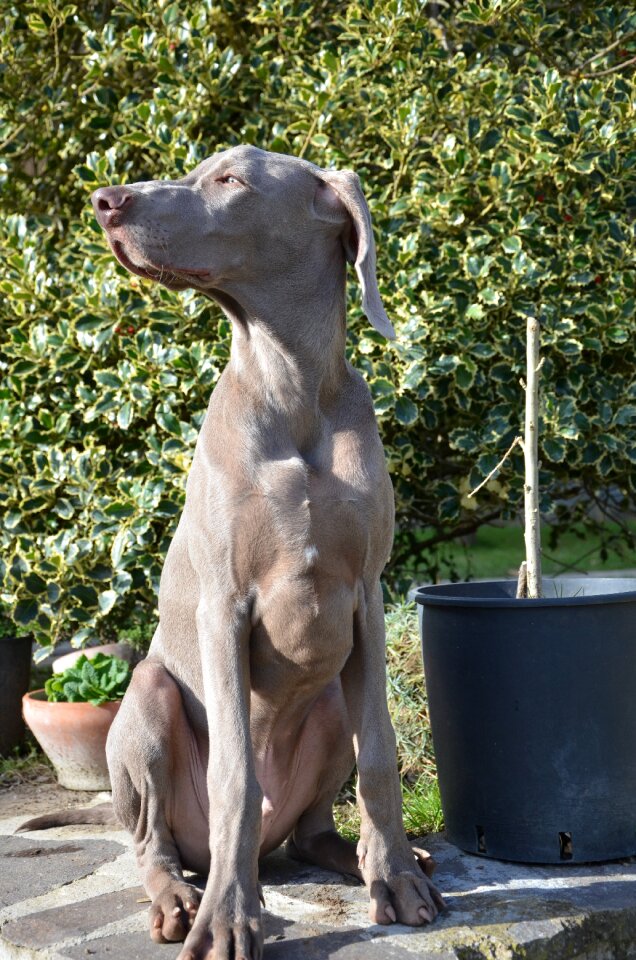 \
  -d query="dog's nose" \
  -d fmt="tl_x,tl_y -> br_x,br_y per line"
91,186 -> 134,228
